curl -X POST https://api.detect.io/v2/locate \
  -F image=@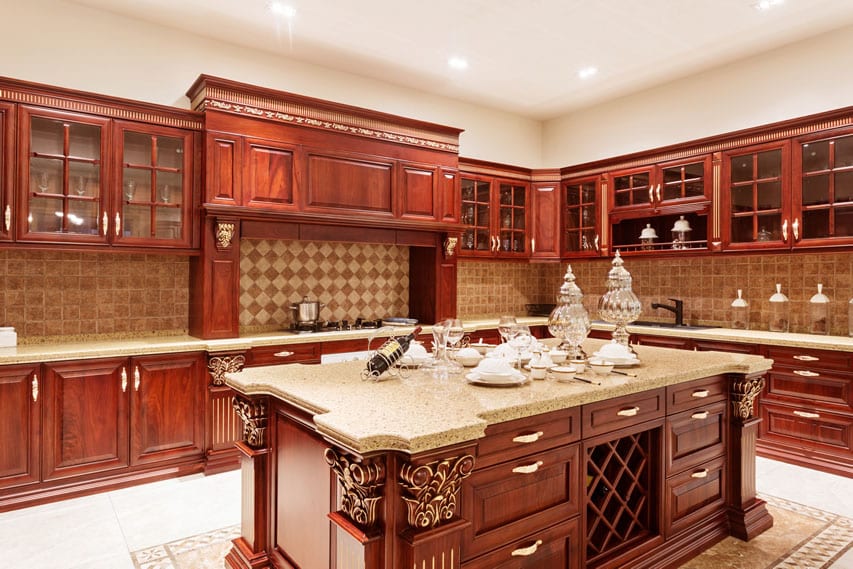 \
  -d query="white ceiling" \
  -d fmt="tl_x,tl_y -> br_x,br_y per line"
69,0 -> 853,120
